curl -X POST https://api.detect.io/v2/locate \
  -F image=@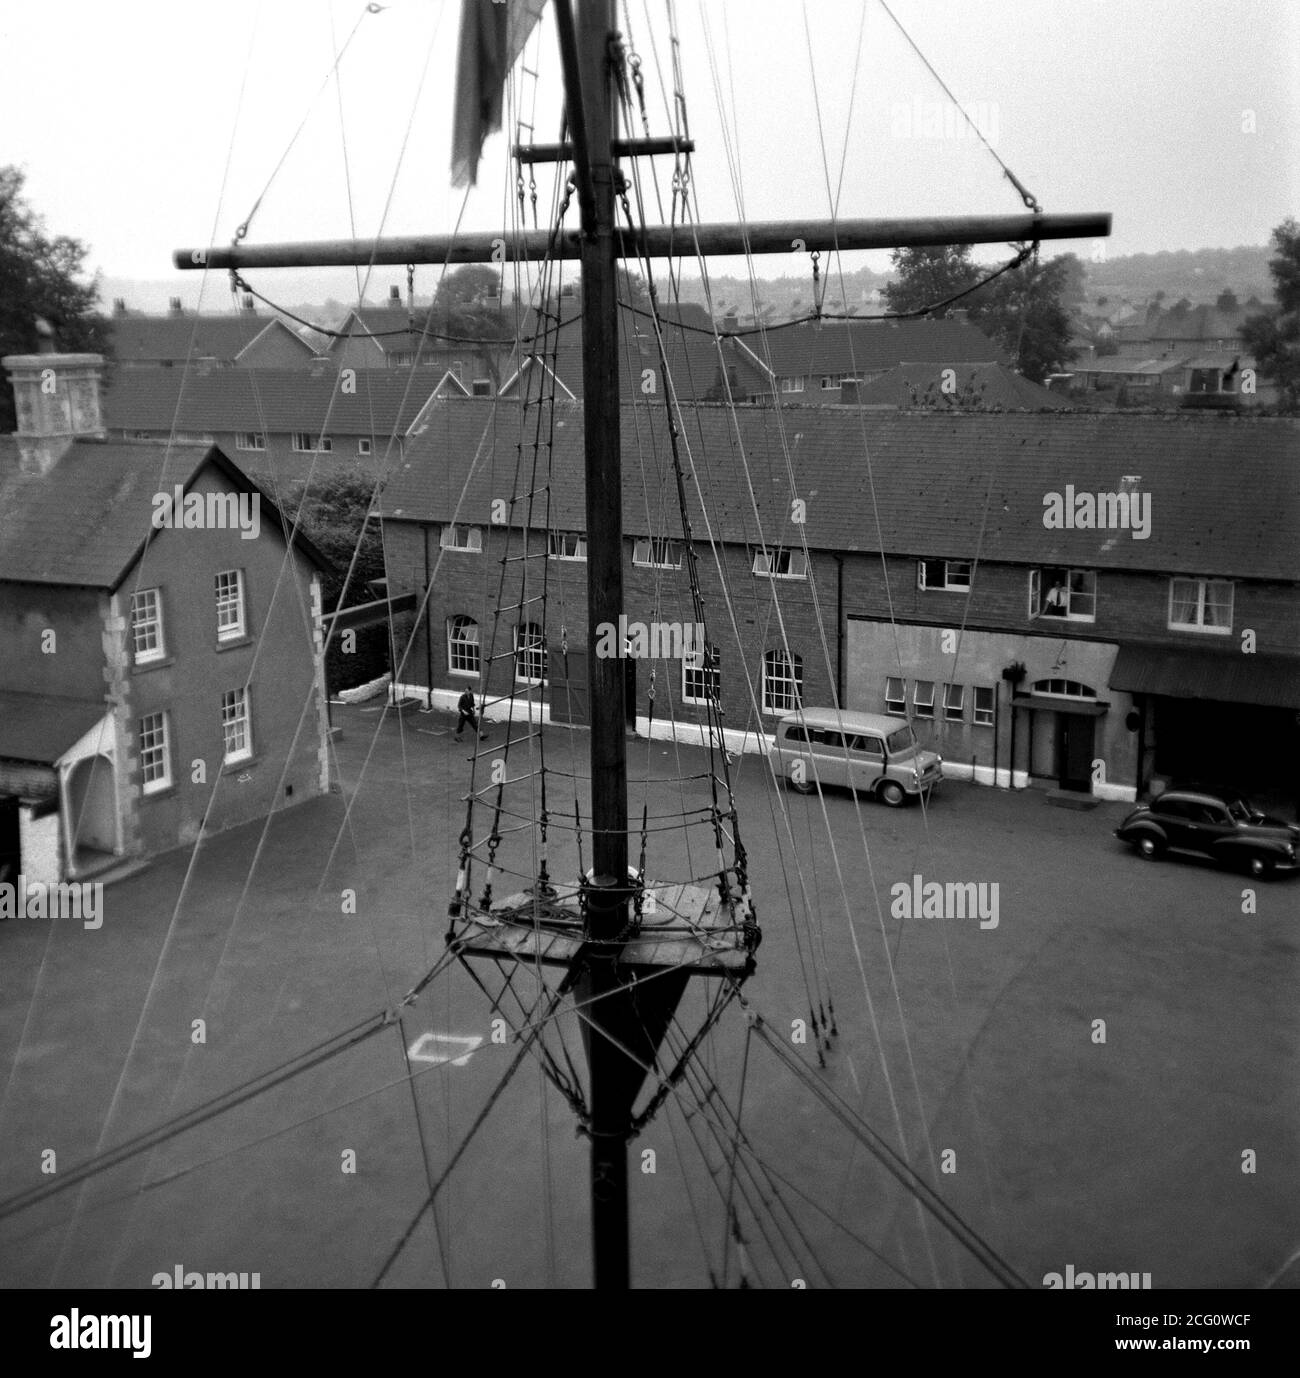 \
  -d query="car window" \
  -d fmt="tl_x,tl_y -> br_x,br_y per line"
852,735 -> 884,757
1199,806 -> 1230,826
808,728 -> 842,748
784,725 -> 807,743
1153,797 -> 1188,819
886,725 -> 918,755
